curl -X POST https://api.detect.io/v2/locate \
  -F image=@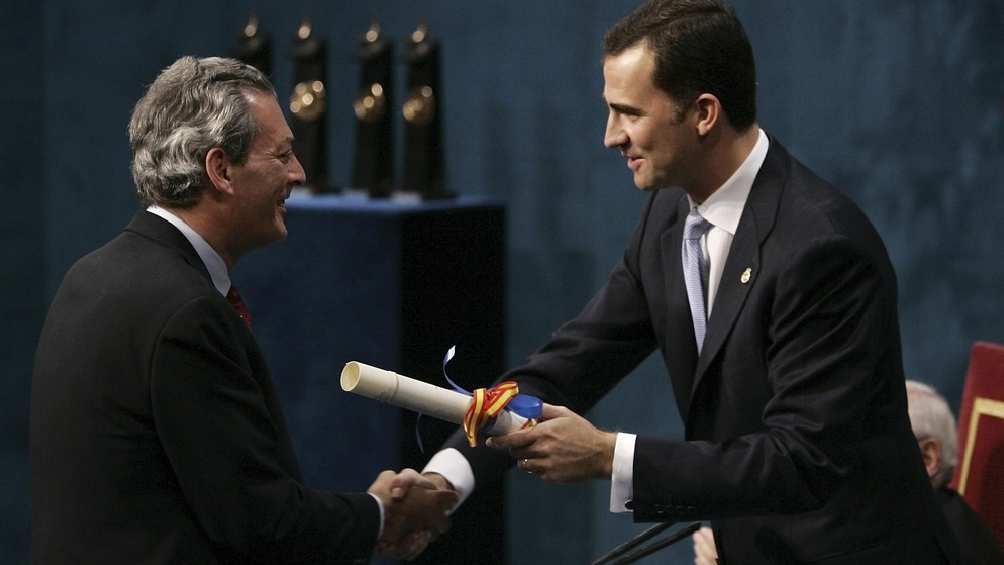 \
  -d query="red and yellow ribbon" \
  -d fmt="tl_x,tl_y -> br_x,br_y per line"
463,380 -> 536,446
